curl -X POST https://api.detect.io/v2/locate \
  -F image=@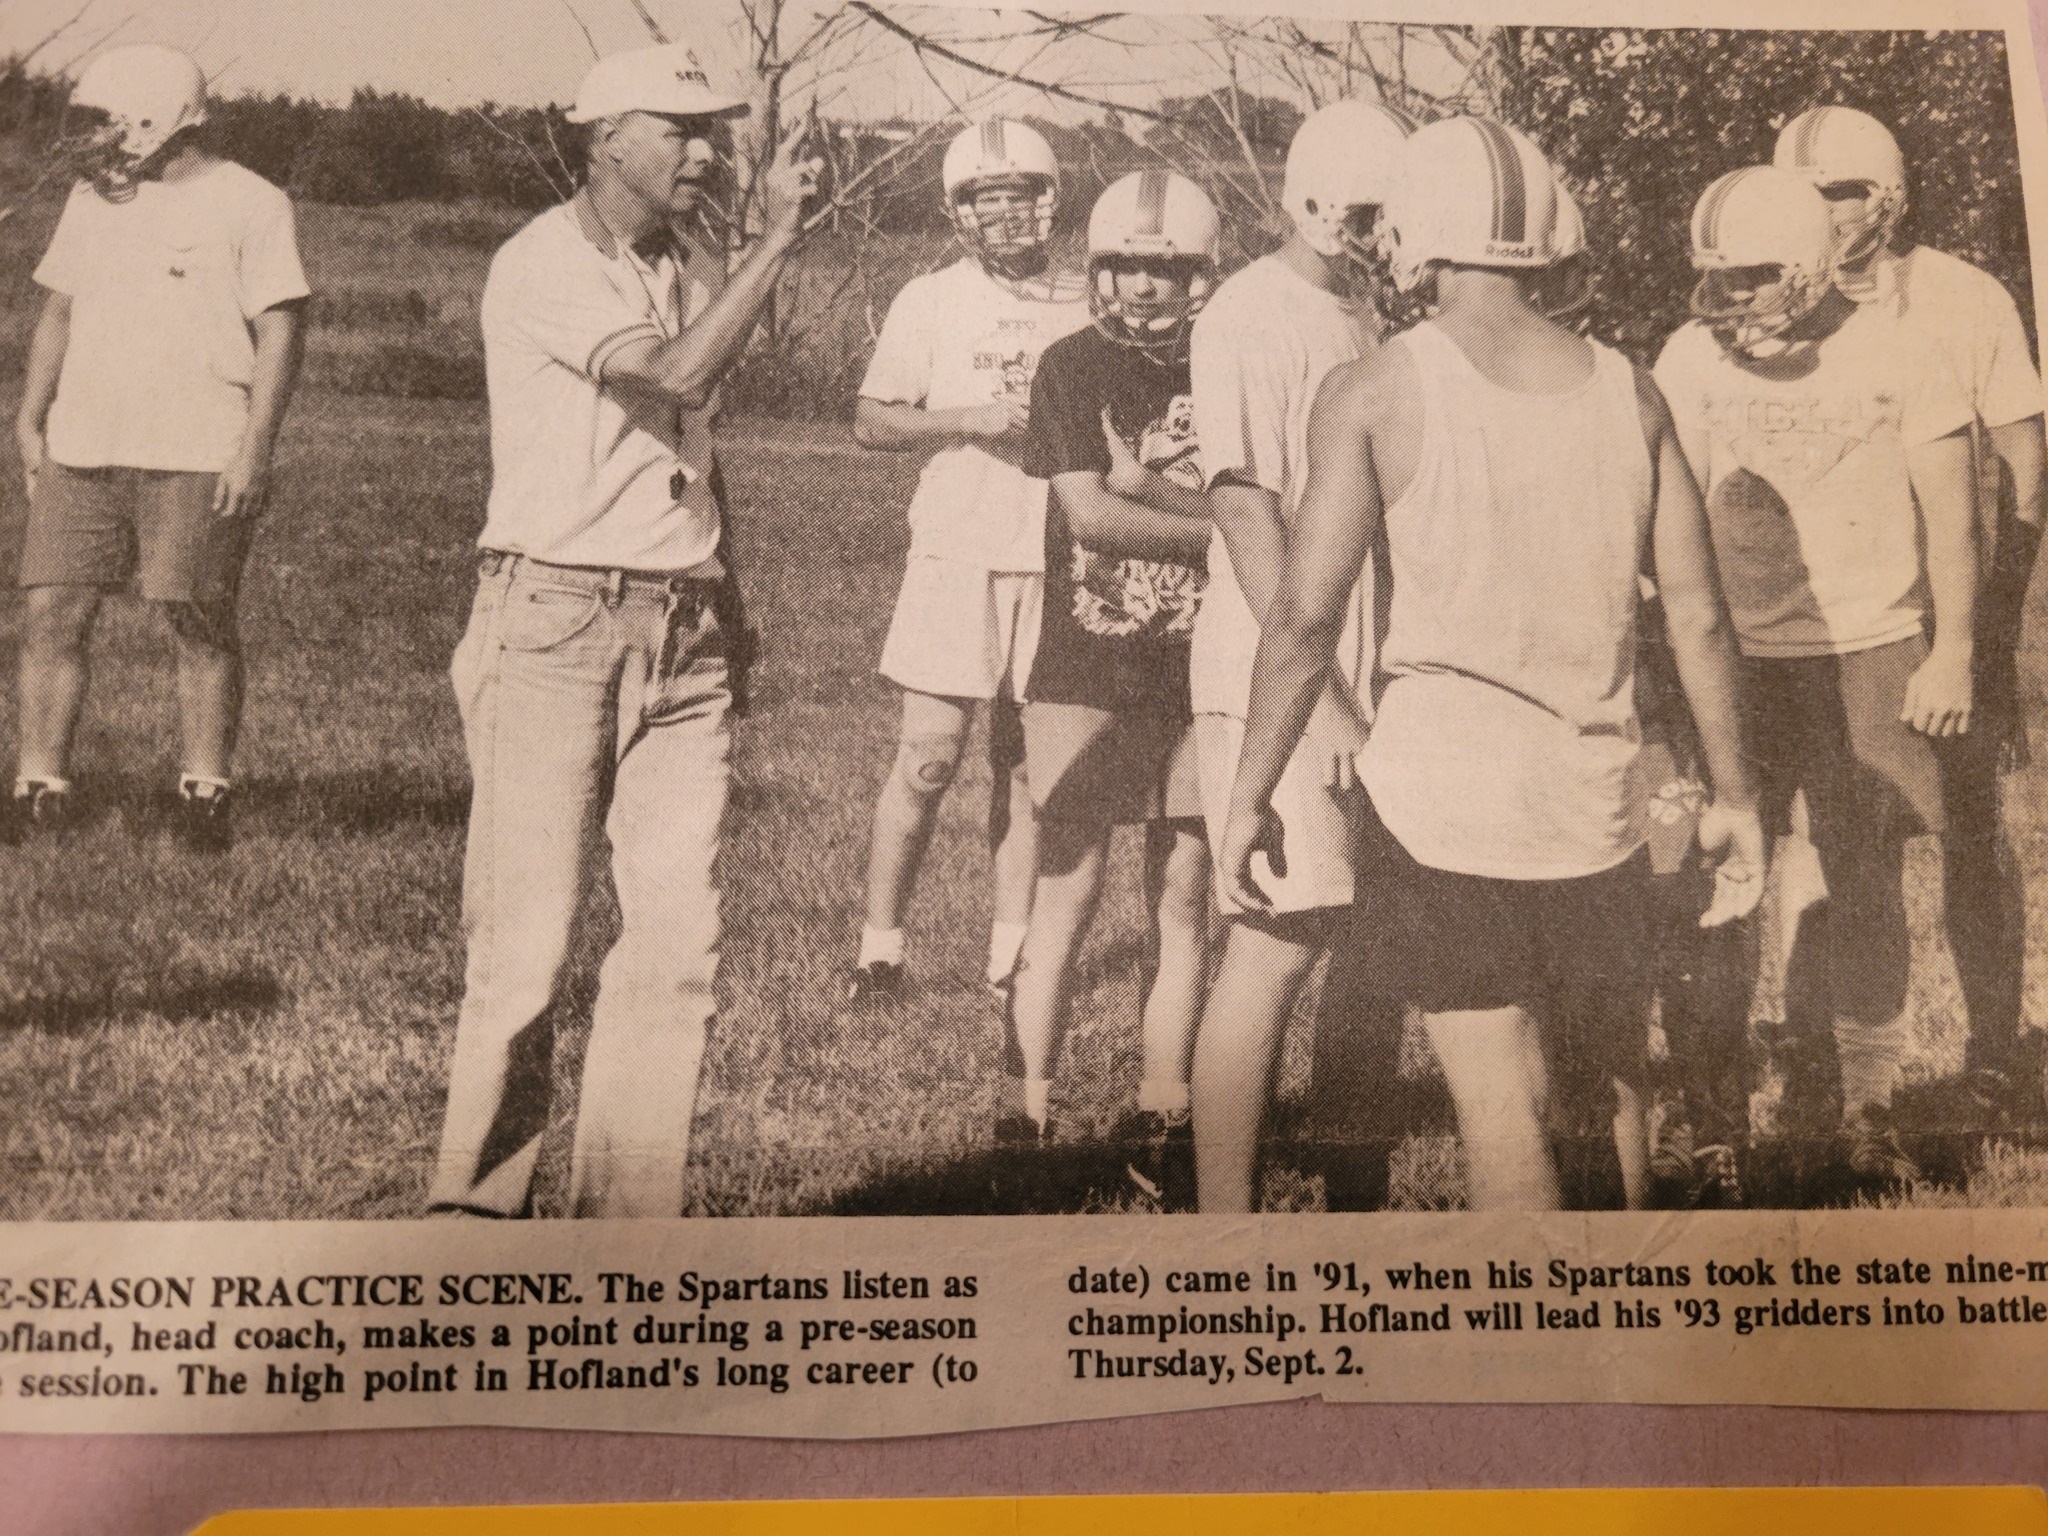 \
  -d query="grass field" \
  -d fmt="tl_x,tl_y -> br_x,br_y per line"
2,194 -> 2047,1219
